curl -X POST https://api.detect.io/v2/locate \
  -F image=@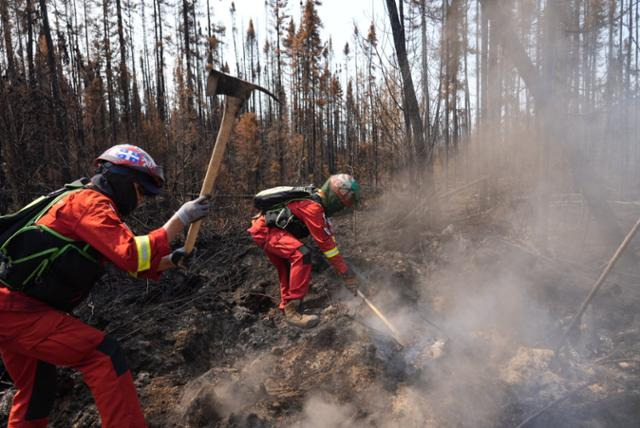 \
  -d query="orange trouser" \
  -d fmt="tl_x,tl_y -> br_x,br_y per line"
248,216 -> 313,309
0,289 -> 147,428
